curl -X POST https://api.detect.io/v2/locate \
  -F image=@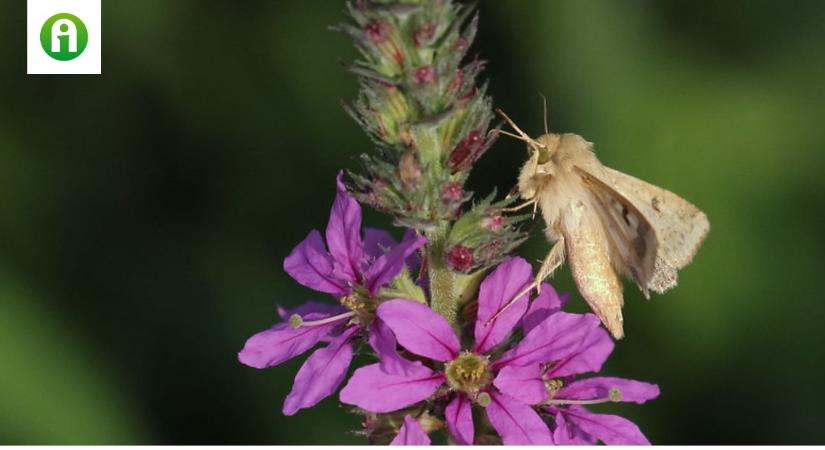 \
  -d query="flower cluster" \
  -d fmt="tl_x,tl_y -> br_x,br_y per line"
239,178 -> 658,444
335,0 -> 496,229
